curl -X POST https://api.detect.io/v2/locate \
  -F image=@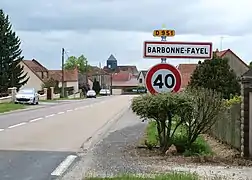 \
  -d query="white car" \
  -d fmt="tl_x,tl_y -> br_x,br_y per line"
86,90 -> 96,98
99,89 -> 110,96
15,88 -> 39,105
